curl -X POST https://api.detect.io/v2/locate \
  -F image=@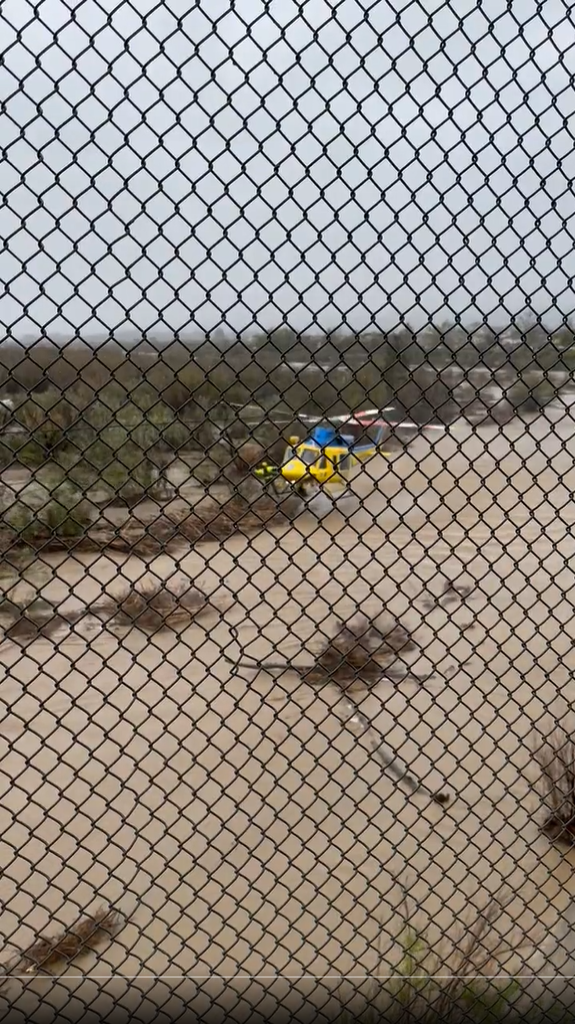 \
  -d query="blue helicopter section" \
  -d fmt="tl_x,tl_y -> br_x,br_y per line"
306,423 -> 385,454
